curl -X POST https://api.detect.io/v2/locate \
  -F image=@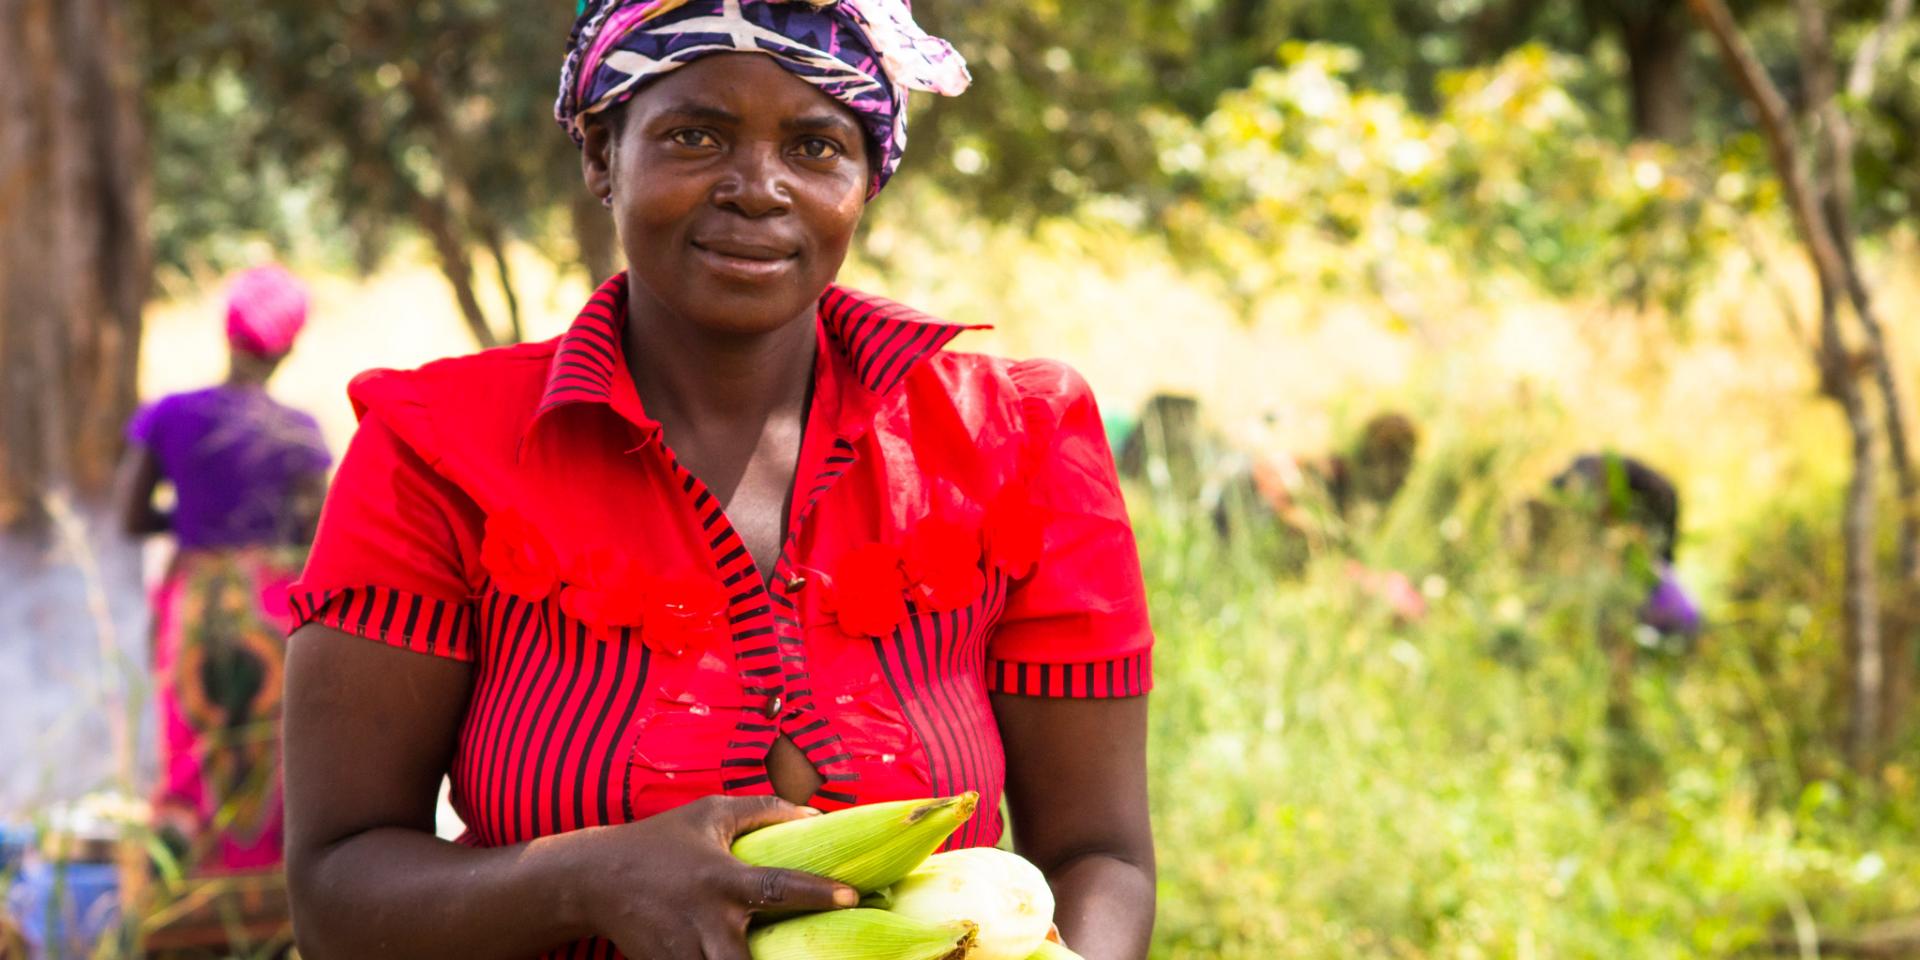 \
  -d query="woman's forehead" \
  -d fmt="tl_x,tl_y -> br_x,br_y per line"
627,53 -> 862,131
